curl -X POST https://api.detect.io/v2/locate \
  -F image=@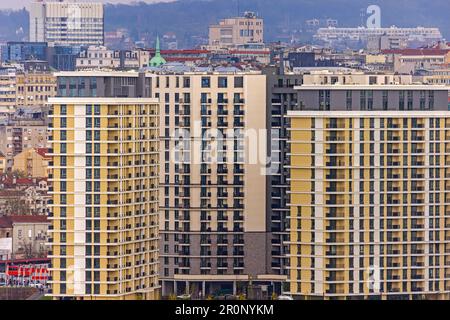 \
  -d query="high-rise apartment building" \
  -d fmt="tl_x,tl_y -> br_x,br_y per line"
47,95 -> 160,300
263,68 -> 415,279
53,69 -> 285,297
146,68 -> 284,297
209,12 -> 264,47
29,1 -> 104,46
263,66 -> 304,278
286,85 -> 450,300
